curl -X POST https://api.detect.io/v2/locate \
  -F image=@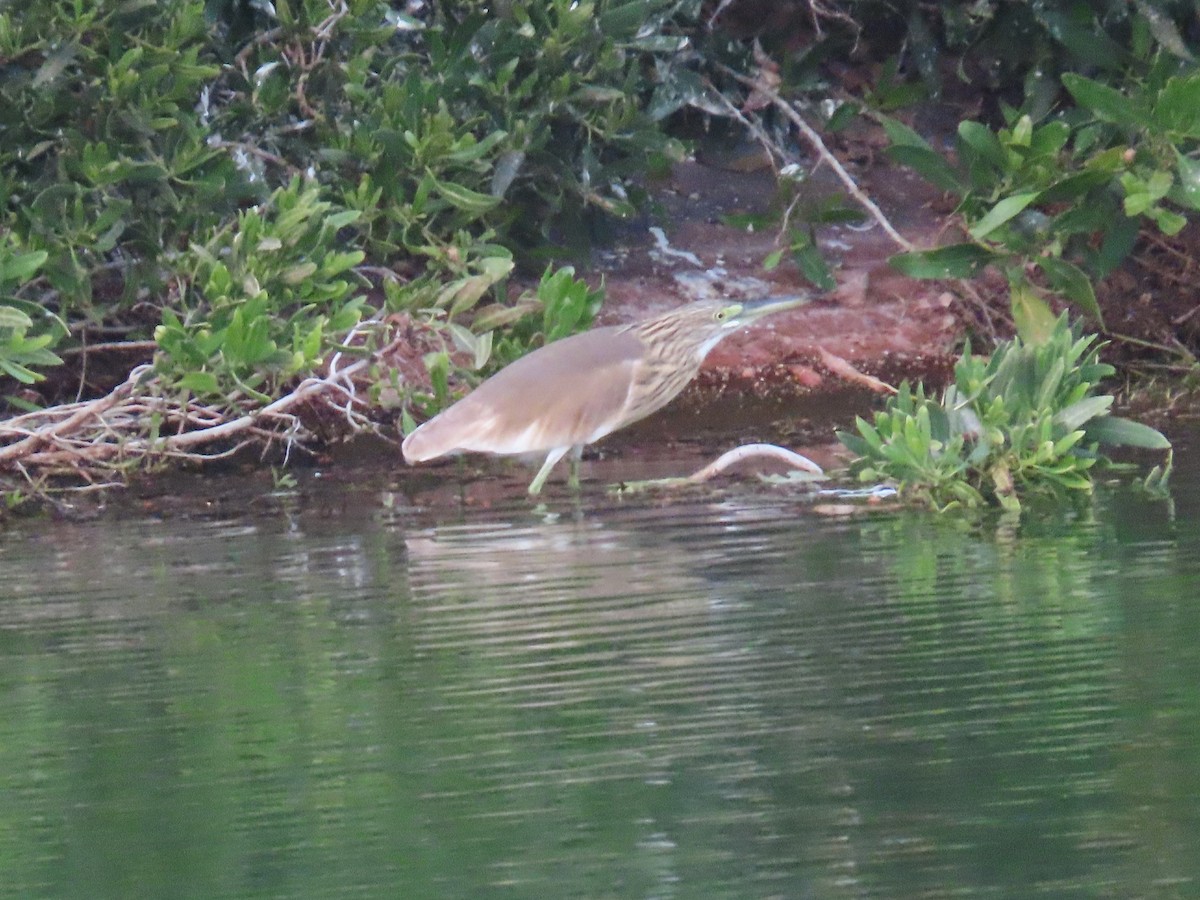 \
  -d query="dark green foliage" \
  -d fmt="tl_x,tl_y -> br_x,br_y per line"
863,3 -> 1200,333
885,65 -> 1200,328
0,0 -> 238,320
0,0 -> 698,402
362,0 -> 687,251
